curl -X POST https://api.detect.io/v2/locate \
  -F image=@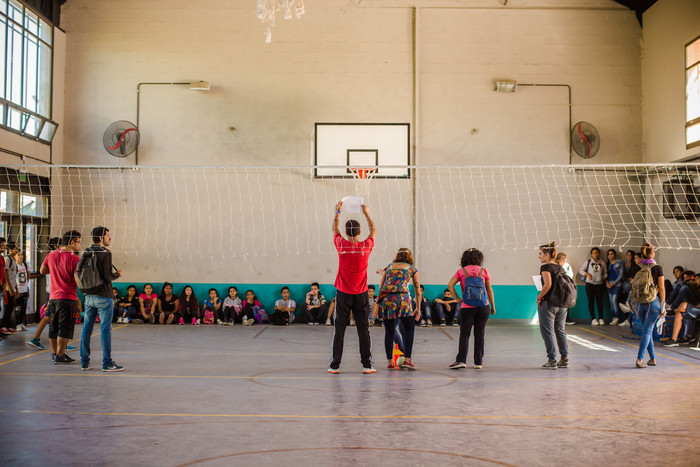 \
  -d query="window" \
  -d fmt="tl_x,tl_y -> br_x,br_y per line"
0,0 -> 57,143
687,35 -> 700,149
